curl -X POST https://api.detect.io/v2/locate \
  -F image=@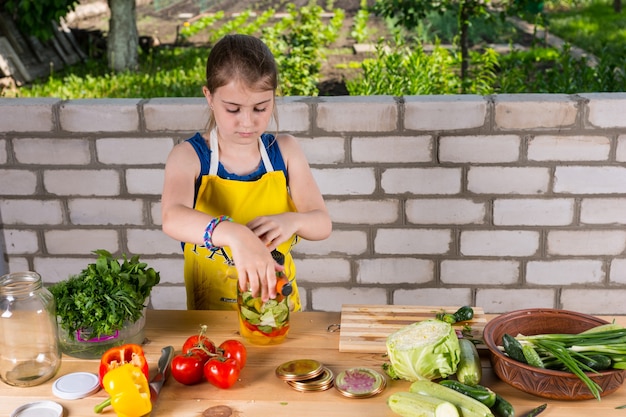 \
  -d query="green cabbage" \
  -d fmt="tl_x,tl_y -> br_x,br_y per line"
385,319 -> 461,381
